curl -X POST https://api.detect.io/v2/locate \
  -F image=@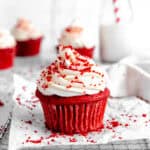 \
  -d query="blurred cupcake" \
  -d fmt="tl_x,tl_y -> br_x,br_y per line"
57,19 -> 95,58
0,29 -> 16,69
12,18 -> 43,56
36,46 -> 109,134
